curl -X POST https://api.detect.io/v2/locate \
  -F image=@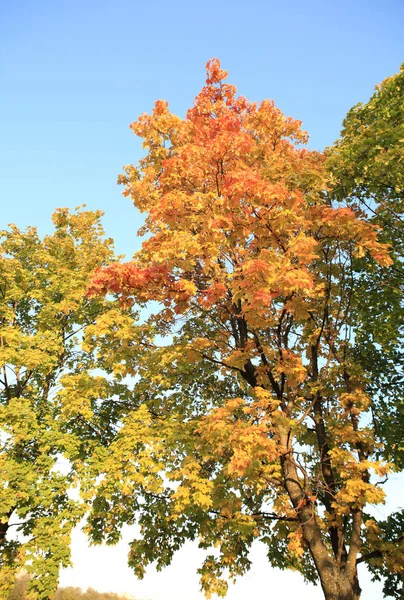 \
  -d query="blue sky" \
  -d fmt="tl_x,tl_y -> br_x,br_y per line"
1,1 -> 404,598
1,0 -> 403,257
